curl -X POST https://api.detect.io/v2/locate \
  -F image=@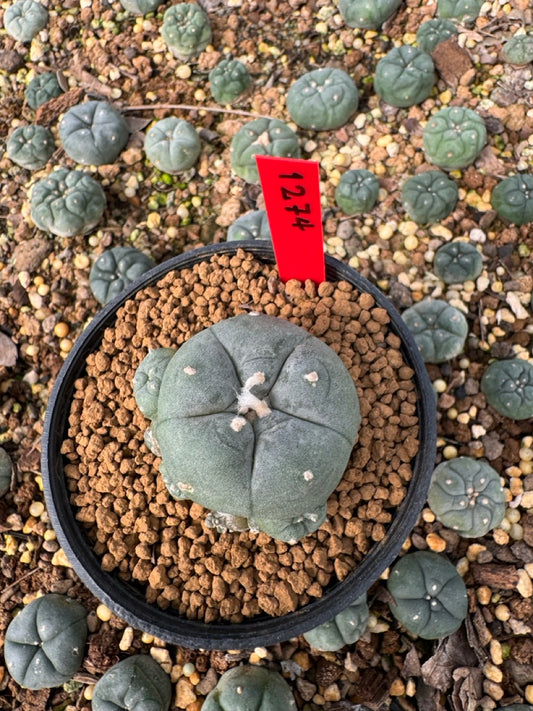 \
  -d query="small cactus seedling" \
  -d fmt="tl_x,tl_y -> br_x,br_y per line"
4,0 -> 48,42
202,665 -> 296,711
4,594 -> 87,689
118,0 -> 164,15
144,117 -> 201,174
6,124 -> 55,170
433,241 -> 483,284
160,3 -> 212,59
481,359 -> 533,420
92,655 -> 171,711
303,594 -> 369,651
59,101 -> 130,166
286,67 -> 359,131
337,0 -> 402,29
491,174 -> 533,226
227,210 -> 271,241
31,168 -> 106,237
133,313 -> 360,543
416,18 -> 458,54
437,0 -> 483,20
26,72 -> 63,109
401,299 -> 468,364
335,169 -> 380,214
428,457 -> 505,537
388,551 -> 468,639
89,246 -> 155,305
401,170 -> 458,224
502,33 -> 533,66
0,447 -> 12,496
230,118 -> 300,184
423,106 -> 487,170
373,46 -> 436,108
209,58 -> 251,104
